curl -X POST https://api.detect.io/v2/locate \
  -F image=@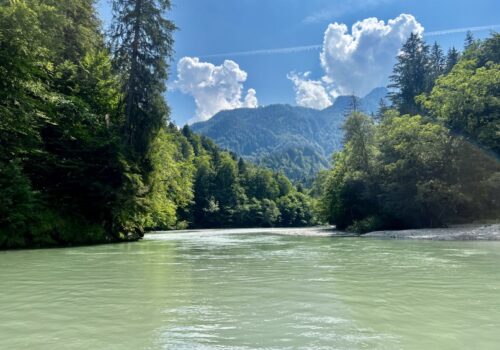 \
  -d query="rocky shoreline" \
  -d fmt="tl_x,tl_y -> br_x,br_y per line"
363,224 -> 500,240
